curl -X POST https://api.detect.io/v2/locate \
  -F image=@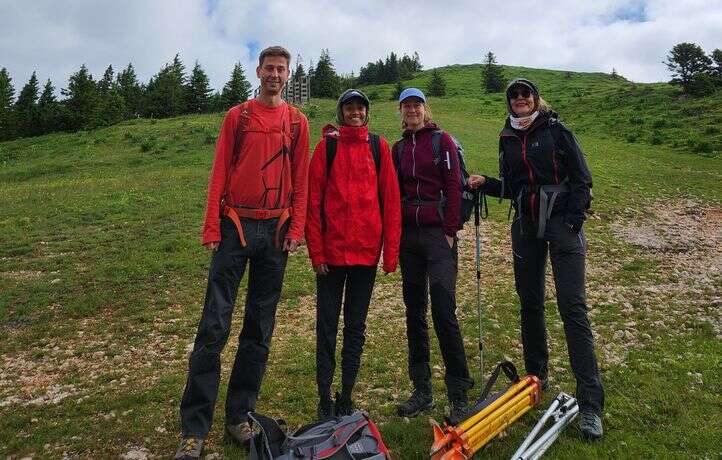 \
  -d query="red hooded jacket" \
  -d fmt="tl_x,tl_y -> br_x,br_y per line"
306,125 -> 401,272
